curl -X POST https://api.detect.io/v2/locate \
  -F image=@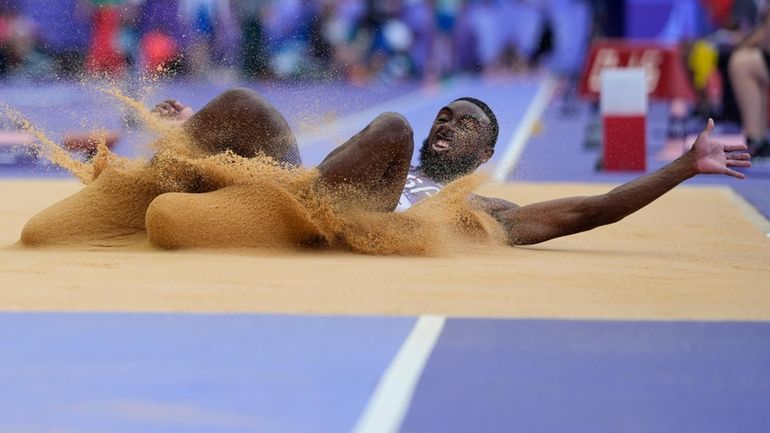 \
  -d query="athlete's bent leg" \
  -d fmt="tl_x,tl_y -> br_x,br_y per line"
182,88 -> 301,165
317,112 -> 413,212
20,167 -> 165,246
146,182 -> 323,249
